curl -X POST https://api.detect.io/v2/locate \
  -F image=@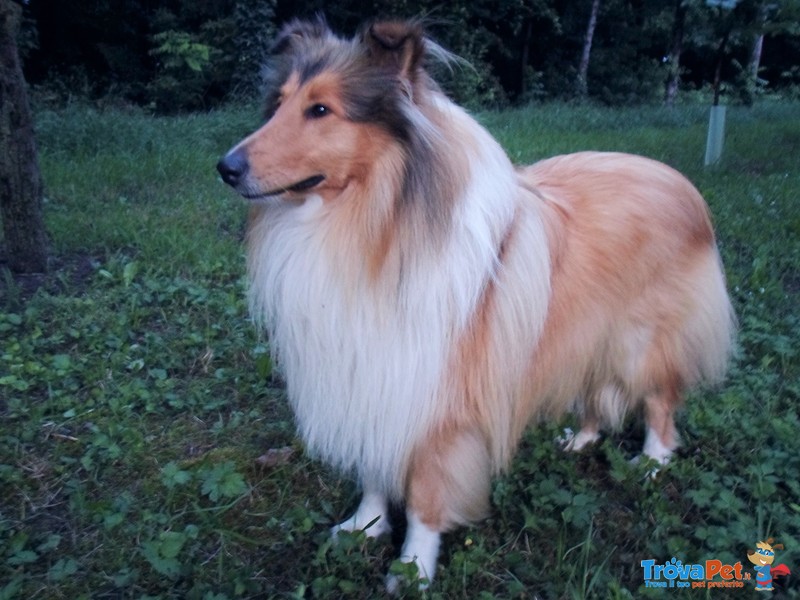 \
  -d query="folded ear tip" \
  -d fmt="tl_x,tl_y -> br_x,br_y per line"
368,20 -> 423,50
